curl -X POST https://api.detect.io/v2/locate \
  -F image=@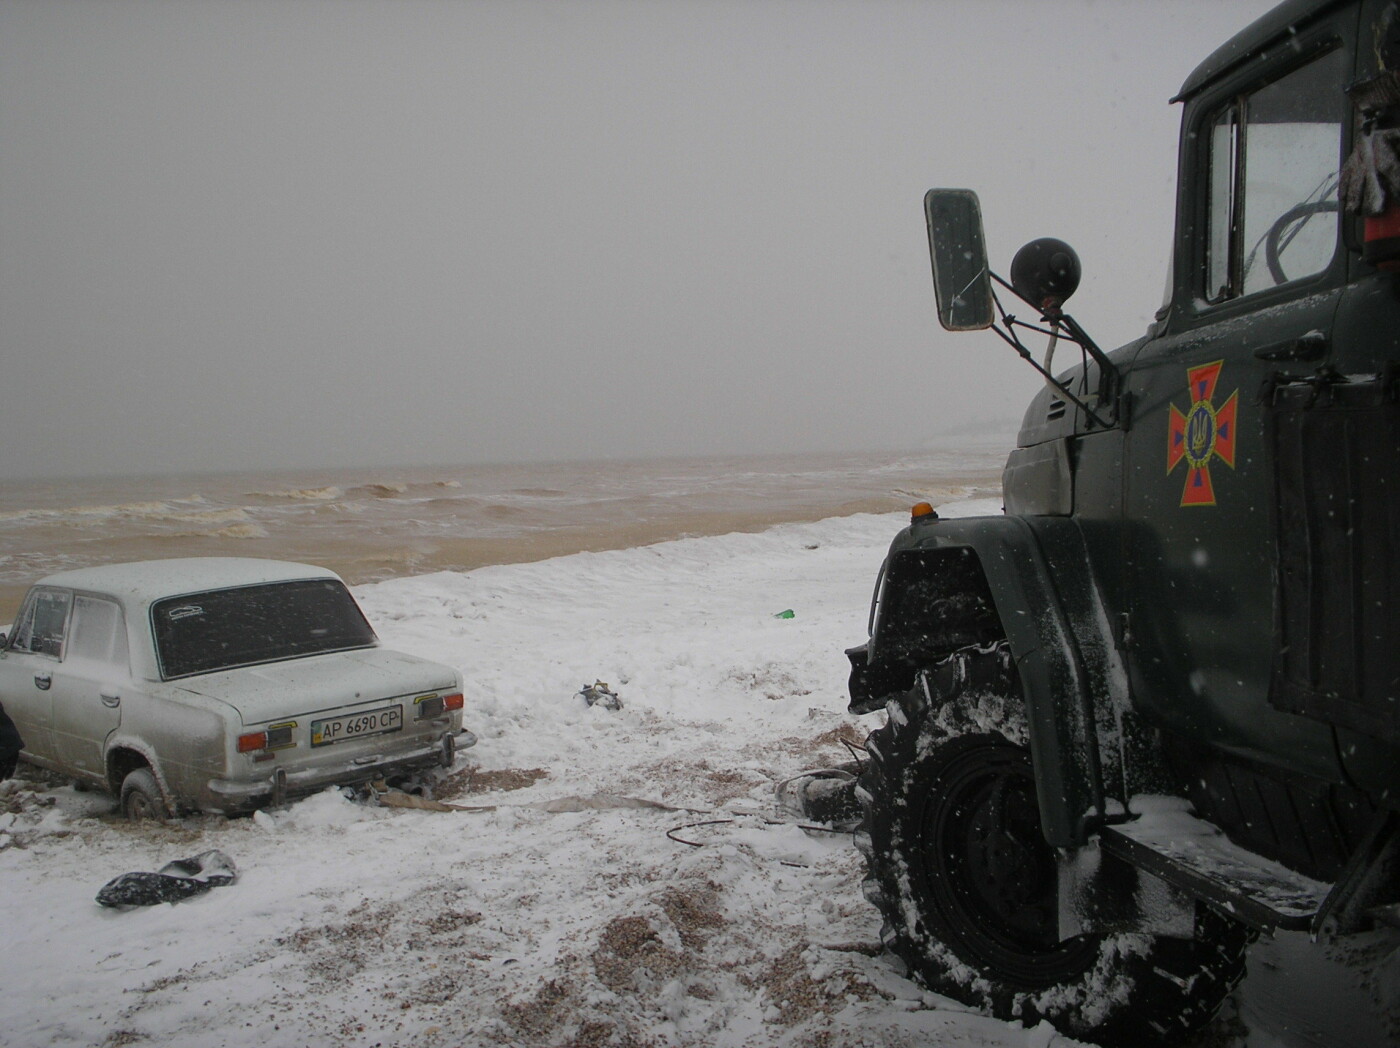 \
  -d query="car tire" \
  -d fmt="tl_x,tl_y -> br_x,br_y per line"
120,767 -> 167,821
857,641 -> 1251,1046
